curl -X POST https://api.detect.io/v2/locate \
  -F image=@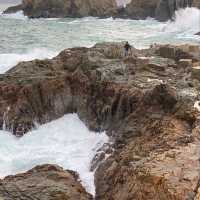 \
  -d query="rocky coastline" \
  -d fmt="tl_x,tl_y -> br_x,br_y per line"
3,0 -> 200,21
1,42 -> 200,199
